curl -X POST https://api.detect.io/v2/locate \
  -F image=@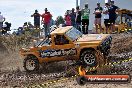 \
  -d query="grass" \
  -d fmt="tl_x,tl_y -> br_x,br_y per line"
0,31 -> 34,54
